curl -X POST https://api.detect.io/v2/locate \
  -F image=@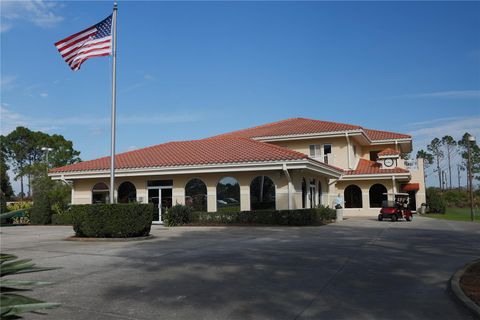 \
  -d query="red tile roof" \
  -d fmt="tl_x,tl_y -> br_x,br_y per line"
344,159 -> 409,175
363,129 -> 411,141
378,148 -> 401,156
212,118 -> 411,141
50,138 -> 313,173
